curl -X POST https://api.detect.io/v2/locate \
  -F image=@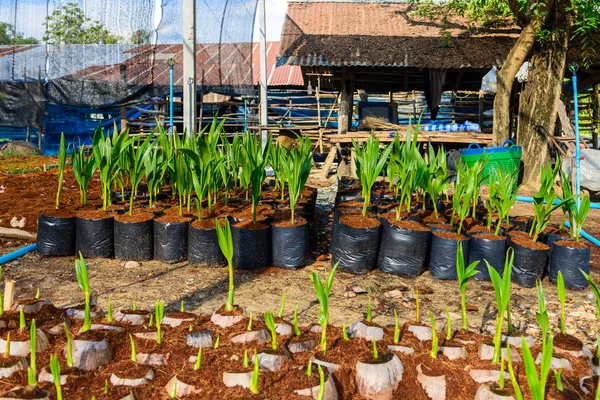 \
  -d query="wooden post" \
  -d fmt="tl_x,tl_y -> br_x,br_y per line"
478,90 -> 484,129
316,77 -> 323,153
320,147 -> 337,179
25,125 -> 30,142
120,107 -> 128,132
338,68 -> 353,135
593,84 -> 599,149
4,280 -> 15,312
